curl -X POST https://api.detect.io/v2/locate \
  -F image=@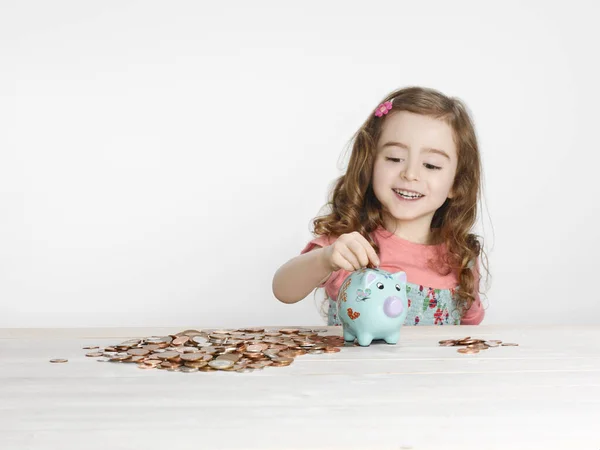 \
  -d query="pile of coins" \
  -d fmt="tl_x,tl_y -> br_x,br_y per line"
79,328 -> 345,373
439,336 -> 519,354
